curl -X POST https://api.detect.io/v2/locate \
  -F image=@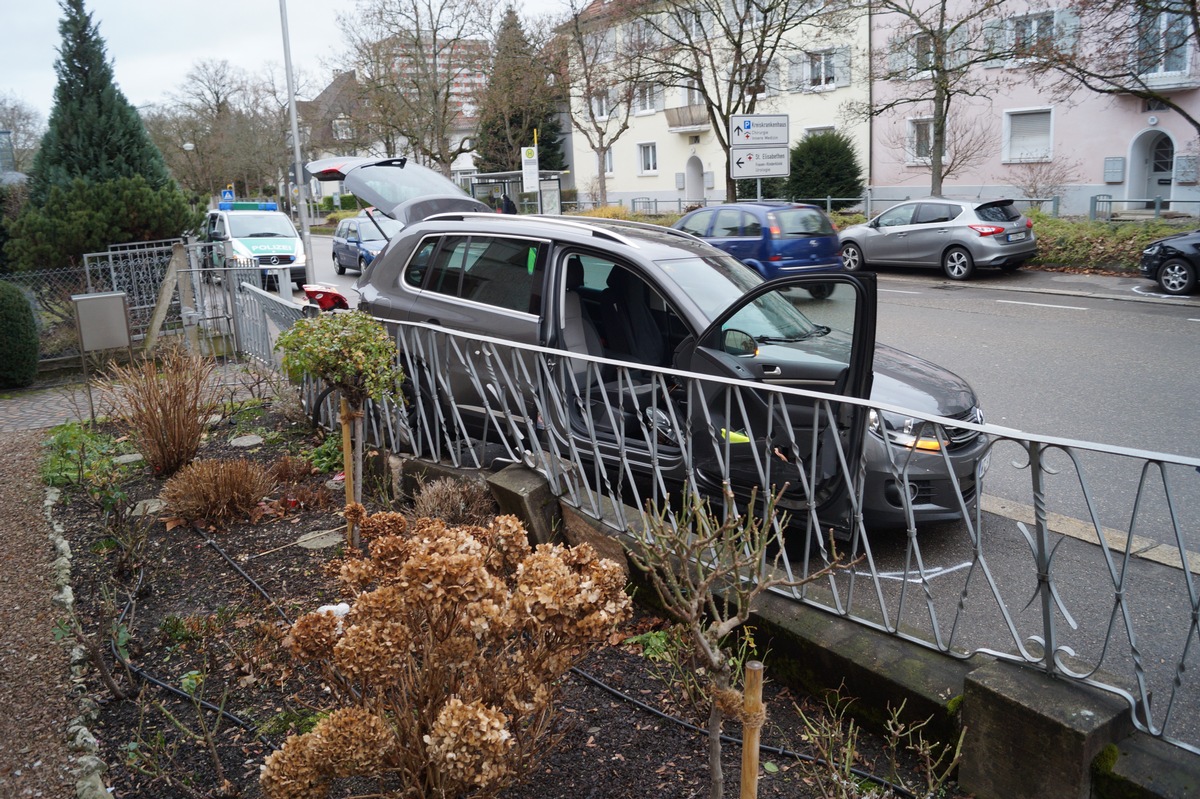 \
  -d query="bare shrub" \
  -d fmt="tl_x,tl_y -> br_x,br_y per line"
270,455 -> 313,485
264,513 -> 631,799
411,476 -> 497,526
160,459 -> 275,525
101,344 -> 221,477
